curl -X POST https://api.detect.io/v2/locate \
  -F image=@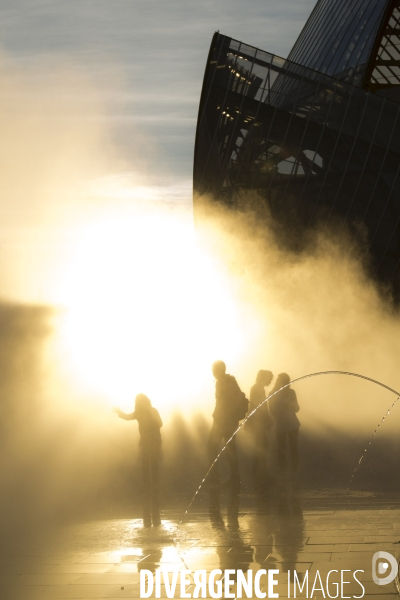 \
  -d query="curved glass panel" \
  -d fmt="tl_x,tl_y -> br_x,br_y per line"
287,0 -> 391,86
